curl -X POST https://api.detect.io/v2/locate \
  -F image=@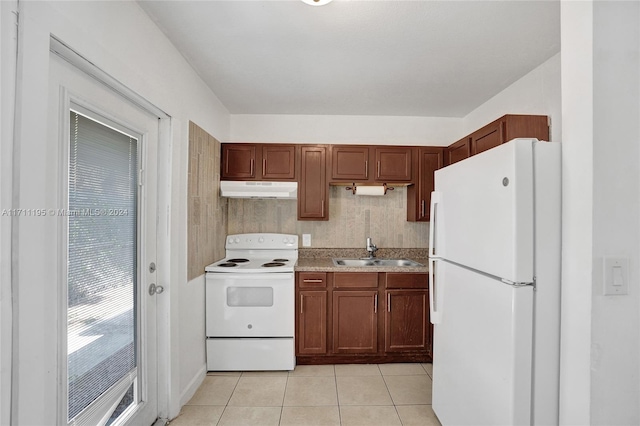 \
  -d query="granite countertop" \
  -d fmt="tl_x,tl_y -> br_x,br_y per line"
295,257 -> 429,273
295,248 -> 429,273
